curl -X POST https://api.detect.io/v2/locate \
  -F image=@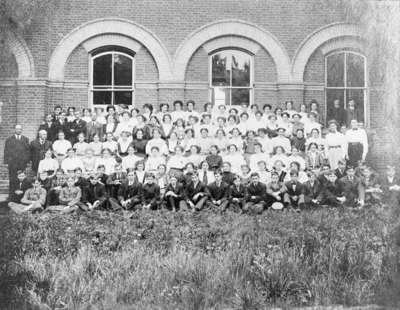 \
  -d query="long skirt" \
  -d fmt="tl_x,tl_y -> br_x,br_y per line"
327,147 -> 344,170
348,143 -> 363,167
